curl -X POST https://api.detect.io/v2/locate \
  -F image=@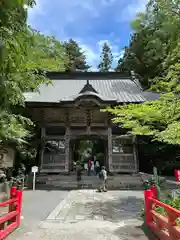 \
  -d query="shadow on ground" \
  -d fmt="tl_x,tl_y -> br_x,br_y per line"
70,194 -> 144,222
114,224 -> 157,240
66,192 -> 157,239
